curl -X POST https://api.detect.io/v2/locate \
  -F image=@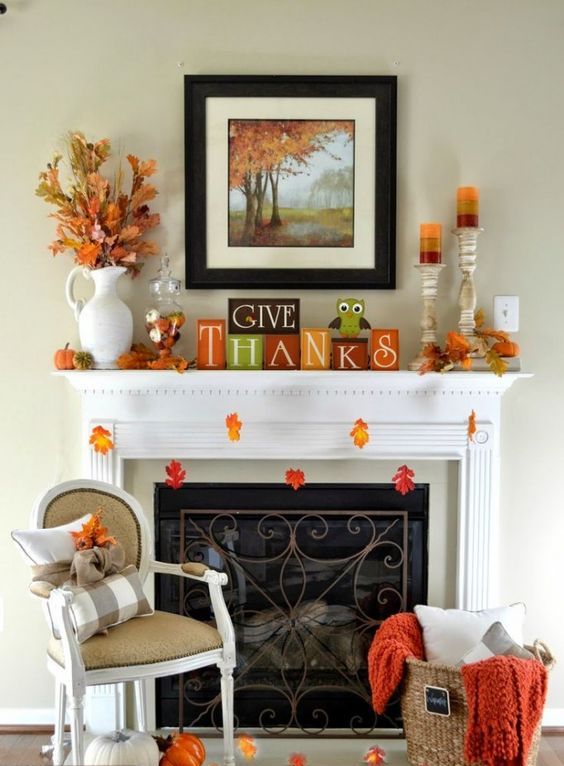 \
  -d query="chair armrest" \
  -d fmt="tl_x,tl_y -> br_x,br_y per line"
149,560 -> 235,664
48,589 -> 86,696
149,559 -> 229,586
